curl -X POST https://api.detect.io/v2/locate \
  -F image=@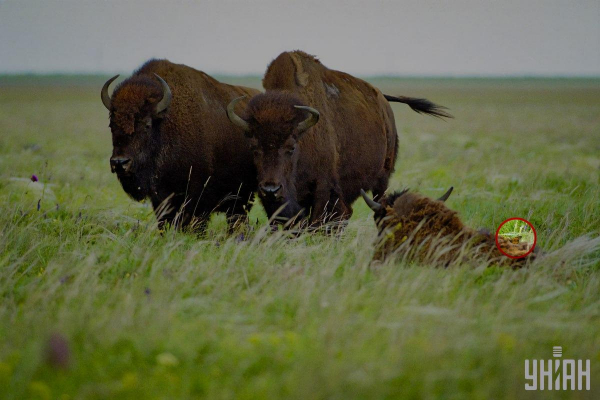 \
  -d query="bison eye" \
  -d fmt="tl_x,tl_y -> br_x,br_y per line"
285,146 -> 296,156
